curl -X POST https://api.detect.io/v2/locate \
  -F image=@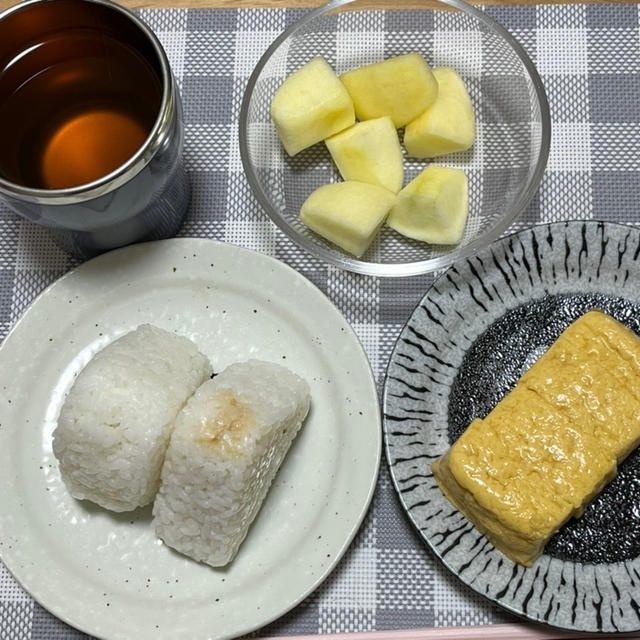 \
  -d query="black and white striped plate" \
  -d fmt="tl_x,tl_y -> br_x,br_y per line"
383,220 -> 640,634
